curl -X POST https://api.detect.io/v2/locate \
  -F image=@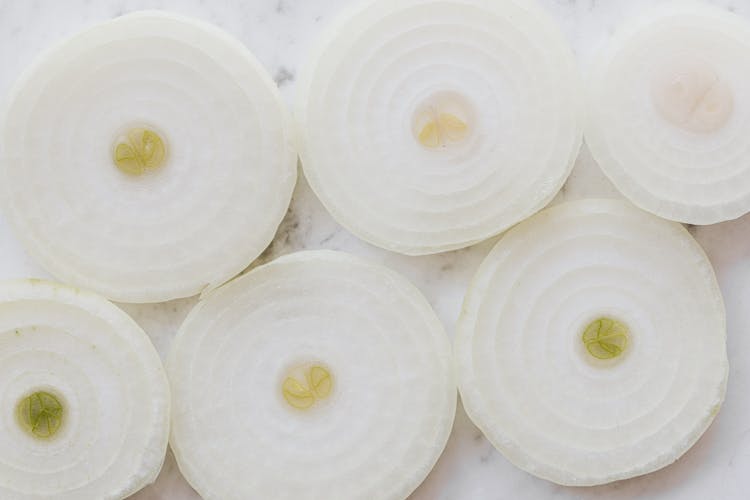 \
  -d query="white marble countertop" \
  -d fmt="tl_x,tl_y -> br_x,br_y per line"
2,0 -> 750,499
